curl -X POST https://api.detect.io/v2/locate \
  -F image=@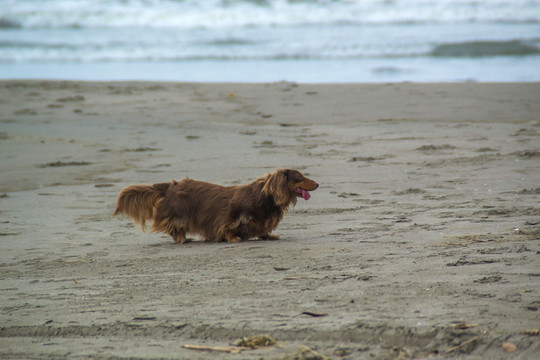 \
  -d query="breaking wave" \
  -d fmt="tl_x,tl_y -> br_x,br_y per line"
431,40 -> 540,58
